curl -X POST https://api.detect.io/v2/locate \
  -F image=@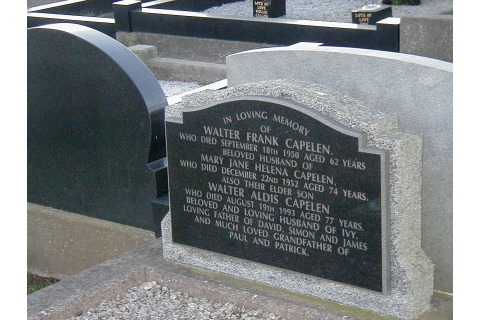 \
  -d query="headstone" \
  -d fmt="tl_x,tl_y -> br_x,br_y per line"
352,4 -> 392,25
226,45 -> 453,294
163,80 -> 434,319
28,23 -> 169,233
253,0 -> 286,18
